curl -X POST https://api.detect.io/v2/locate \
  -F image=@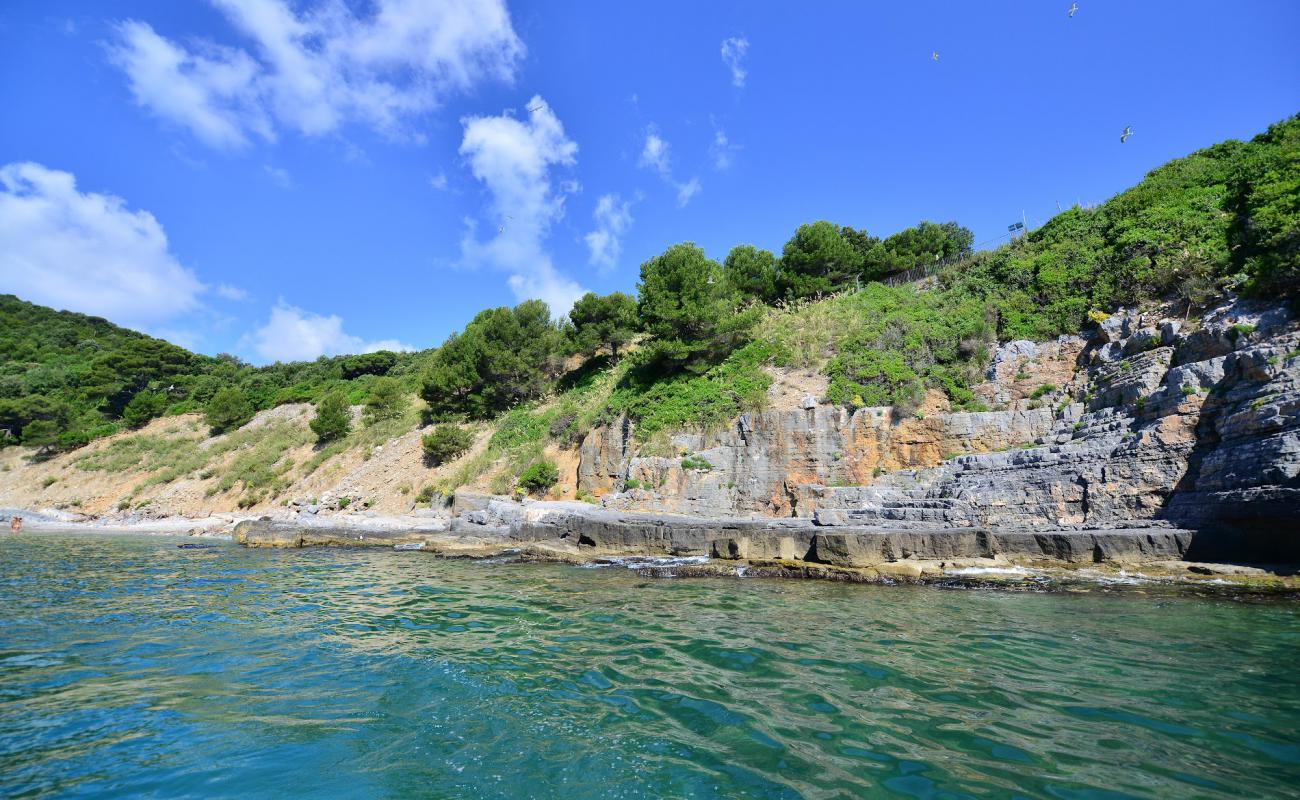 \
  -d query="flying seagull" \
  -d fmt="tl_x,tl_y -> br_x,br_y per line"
527,102 -> 545,112
499,214 -> 513,234
1120,126 -> 1133,144
1068,3 -> 1078,17
931,51 -> 939,61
